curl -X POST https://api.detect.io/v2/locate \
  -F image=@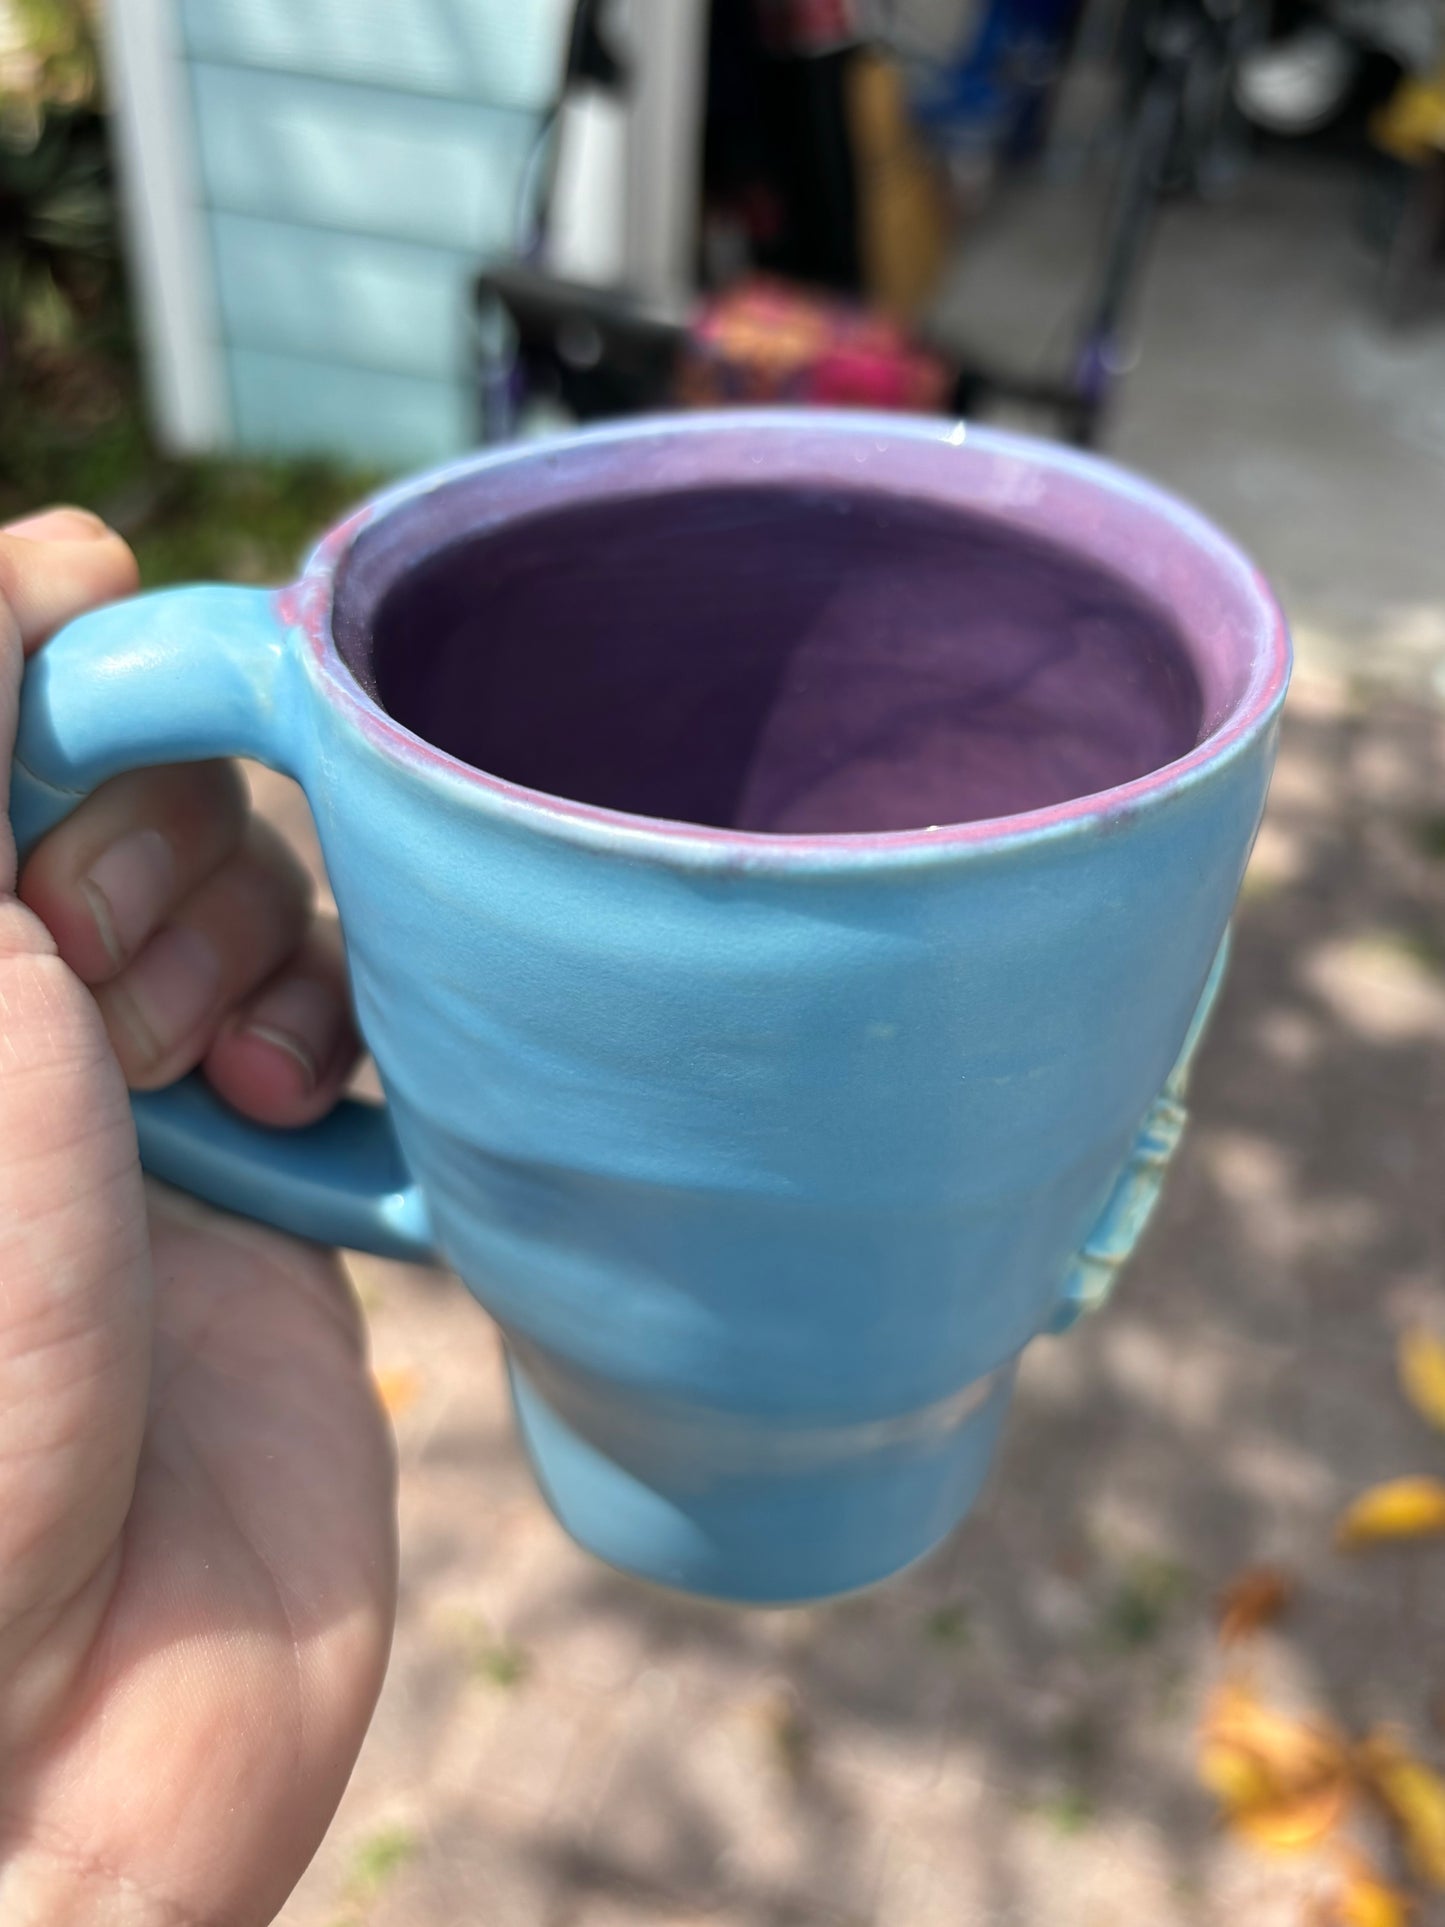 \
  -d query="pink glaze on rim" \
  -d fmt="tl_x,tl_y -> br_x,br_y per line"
274,411 -> 1291,869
